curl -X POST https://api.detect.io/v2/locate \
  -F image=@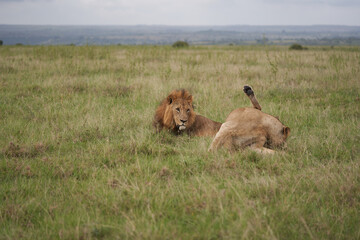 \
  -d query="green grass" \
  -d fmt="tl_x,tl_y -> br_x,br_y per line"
1,45 -> 360,239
